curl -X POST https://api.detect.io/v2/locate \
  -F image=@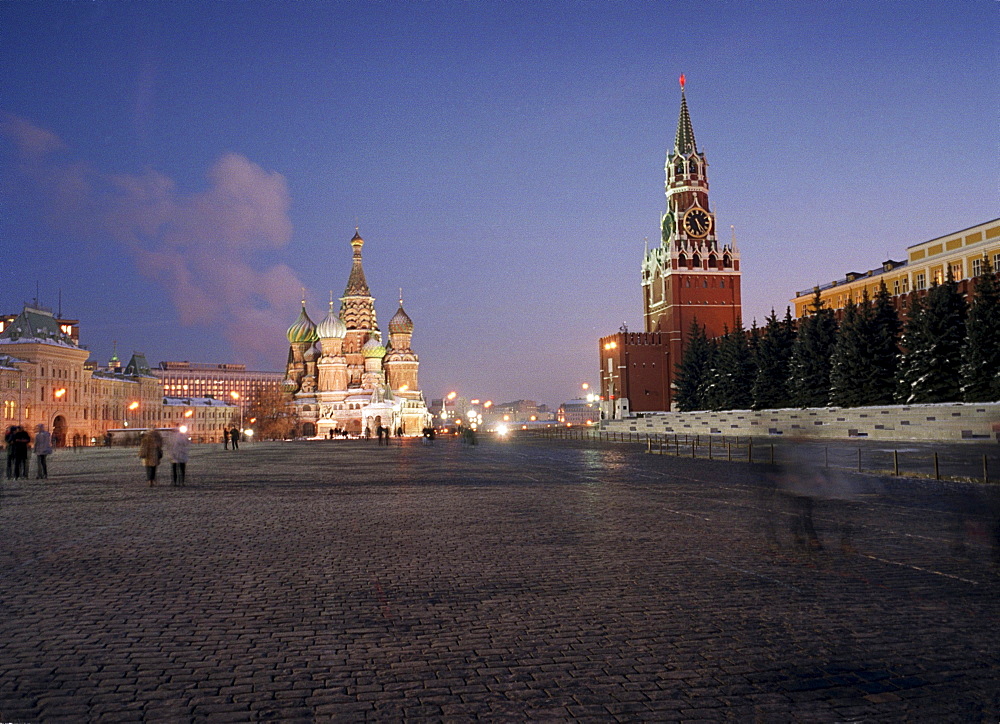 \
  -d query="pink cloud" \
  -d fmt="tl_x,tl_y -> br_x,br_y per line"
1,115 -> 303,363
